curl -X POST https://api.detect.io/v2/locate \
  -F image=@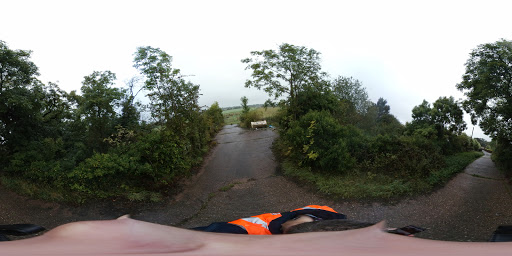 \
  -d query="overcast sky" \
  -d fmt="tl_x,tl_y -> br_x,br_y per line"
2,0 -> 511,140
